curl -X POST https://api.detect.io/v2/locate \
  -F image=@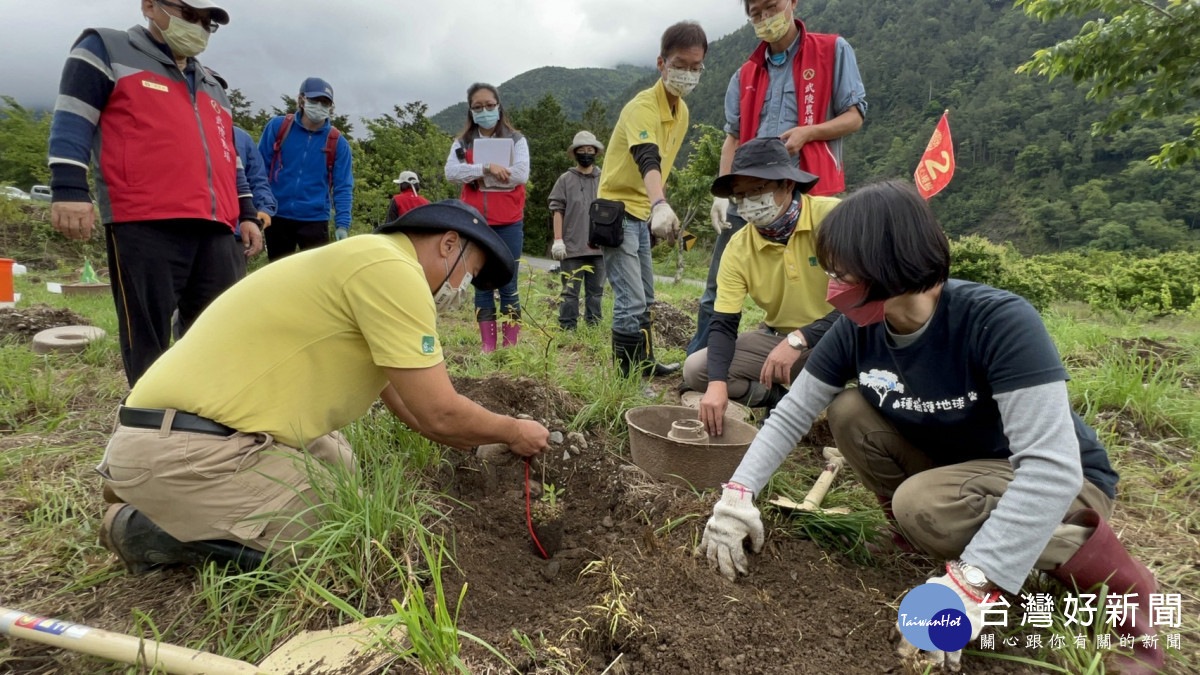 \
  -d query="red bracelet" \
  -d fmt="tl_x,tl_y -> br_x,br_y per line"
944,562 -> 1001,605
721,482 -> 753,497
